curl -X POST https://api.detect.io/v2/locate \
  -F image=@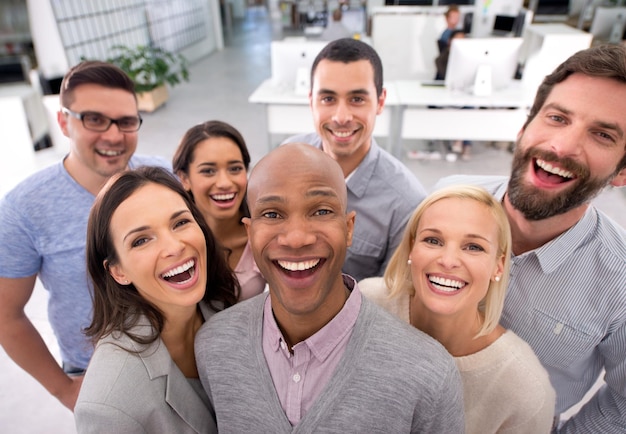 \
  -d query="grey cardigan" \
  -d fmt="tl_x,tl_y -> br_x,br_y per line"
196,292 -> 464,433
75,302 -> 216,434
